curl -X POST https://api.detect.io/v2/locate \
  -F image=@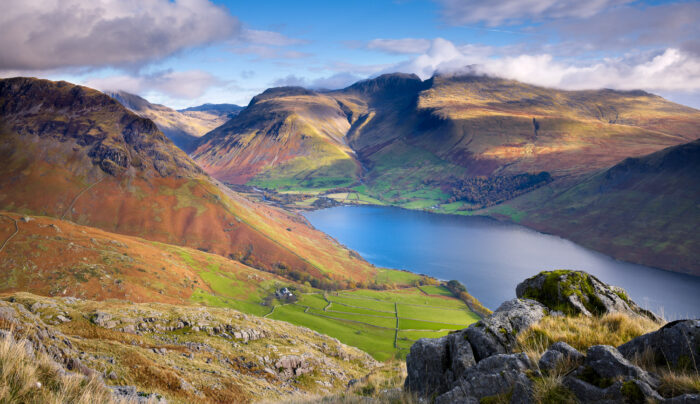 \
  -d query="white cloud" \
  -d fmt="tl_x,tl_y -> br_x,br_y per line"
0,0 -> 240,70
271,72 -> 362,90
388,38 -> 700,94
366,38 -> 432,54
240,29 -> 309,47
85,70 -> 221,99
436,0 -> 633,26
